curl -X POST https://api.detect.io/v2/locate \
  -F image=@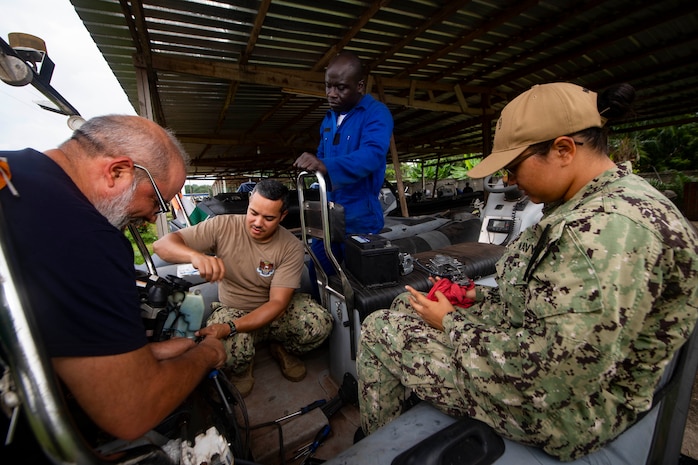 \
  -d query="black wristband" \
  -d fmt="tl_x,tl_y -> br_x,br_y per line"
226,321 -> 237,338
